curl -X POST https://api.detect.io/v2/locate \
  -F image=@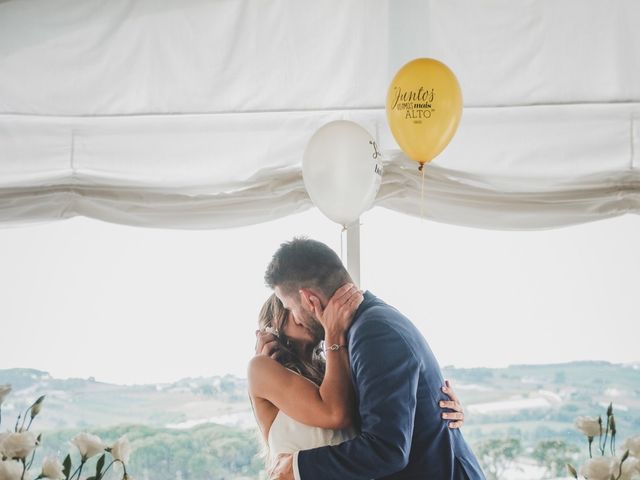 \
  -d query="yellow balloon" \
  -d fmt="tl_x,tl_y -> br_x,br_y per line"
386,58 -> 462,167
